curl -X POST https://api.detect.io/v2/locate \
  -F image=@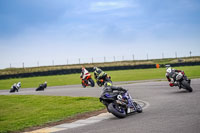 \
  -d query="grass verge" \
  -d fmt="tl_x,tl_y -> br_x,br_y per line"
0,95 -> 104,133
0,65 -> 200,90
108,65 -> 200,81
